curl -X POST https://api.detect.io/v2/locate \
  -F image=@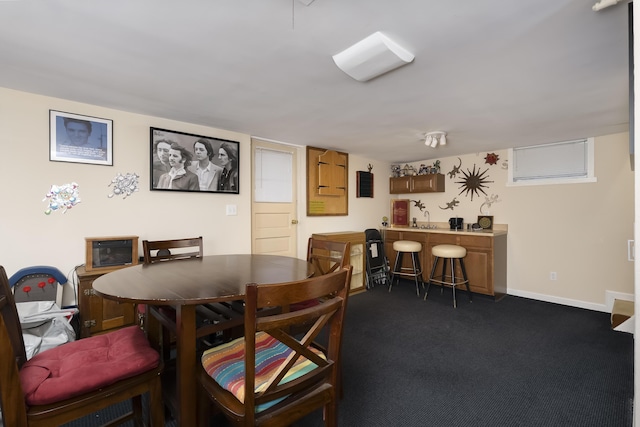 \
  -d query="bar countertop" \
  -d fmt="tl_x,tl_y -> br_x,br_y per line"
386,224 -> 507,237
